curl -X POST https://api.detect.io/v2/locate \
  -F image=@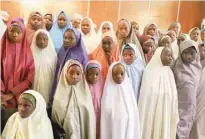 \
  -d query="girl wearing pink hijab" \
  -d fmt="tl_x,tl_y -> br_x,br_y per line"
85,60 -> 104,139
